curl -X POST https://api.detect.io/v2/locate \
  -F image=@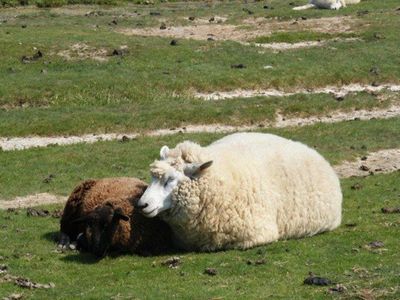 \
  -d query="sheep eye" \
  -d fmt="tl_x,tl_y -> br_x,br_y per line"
164,178 -> 172,187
